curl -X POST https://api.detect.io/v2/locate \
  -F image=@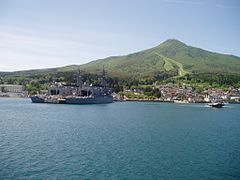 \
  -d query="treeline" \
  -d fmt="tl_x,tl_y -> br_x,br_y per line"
160,73 -> 240,92
183,73 -> 240,87
1,71 -> 240,95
